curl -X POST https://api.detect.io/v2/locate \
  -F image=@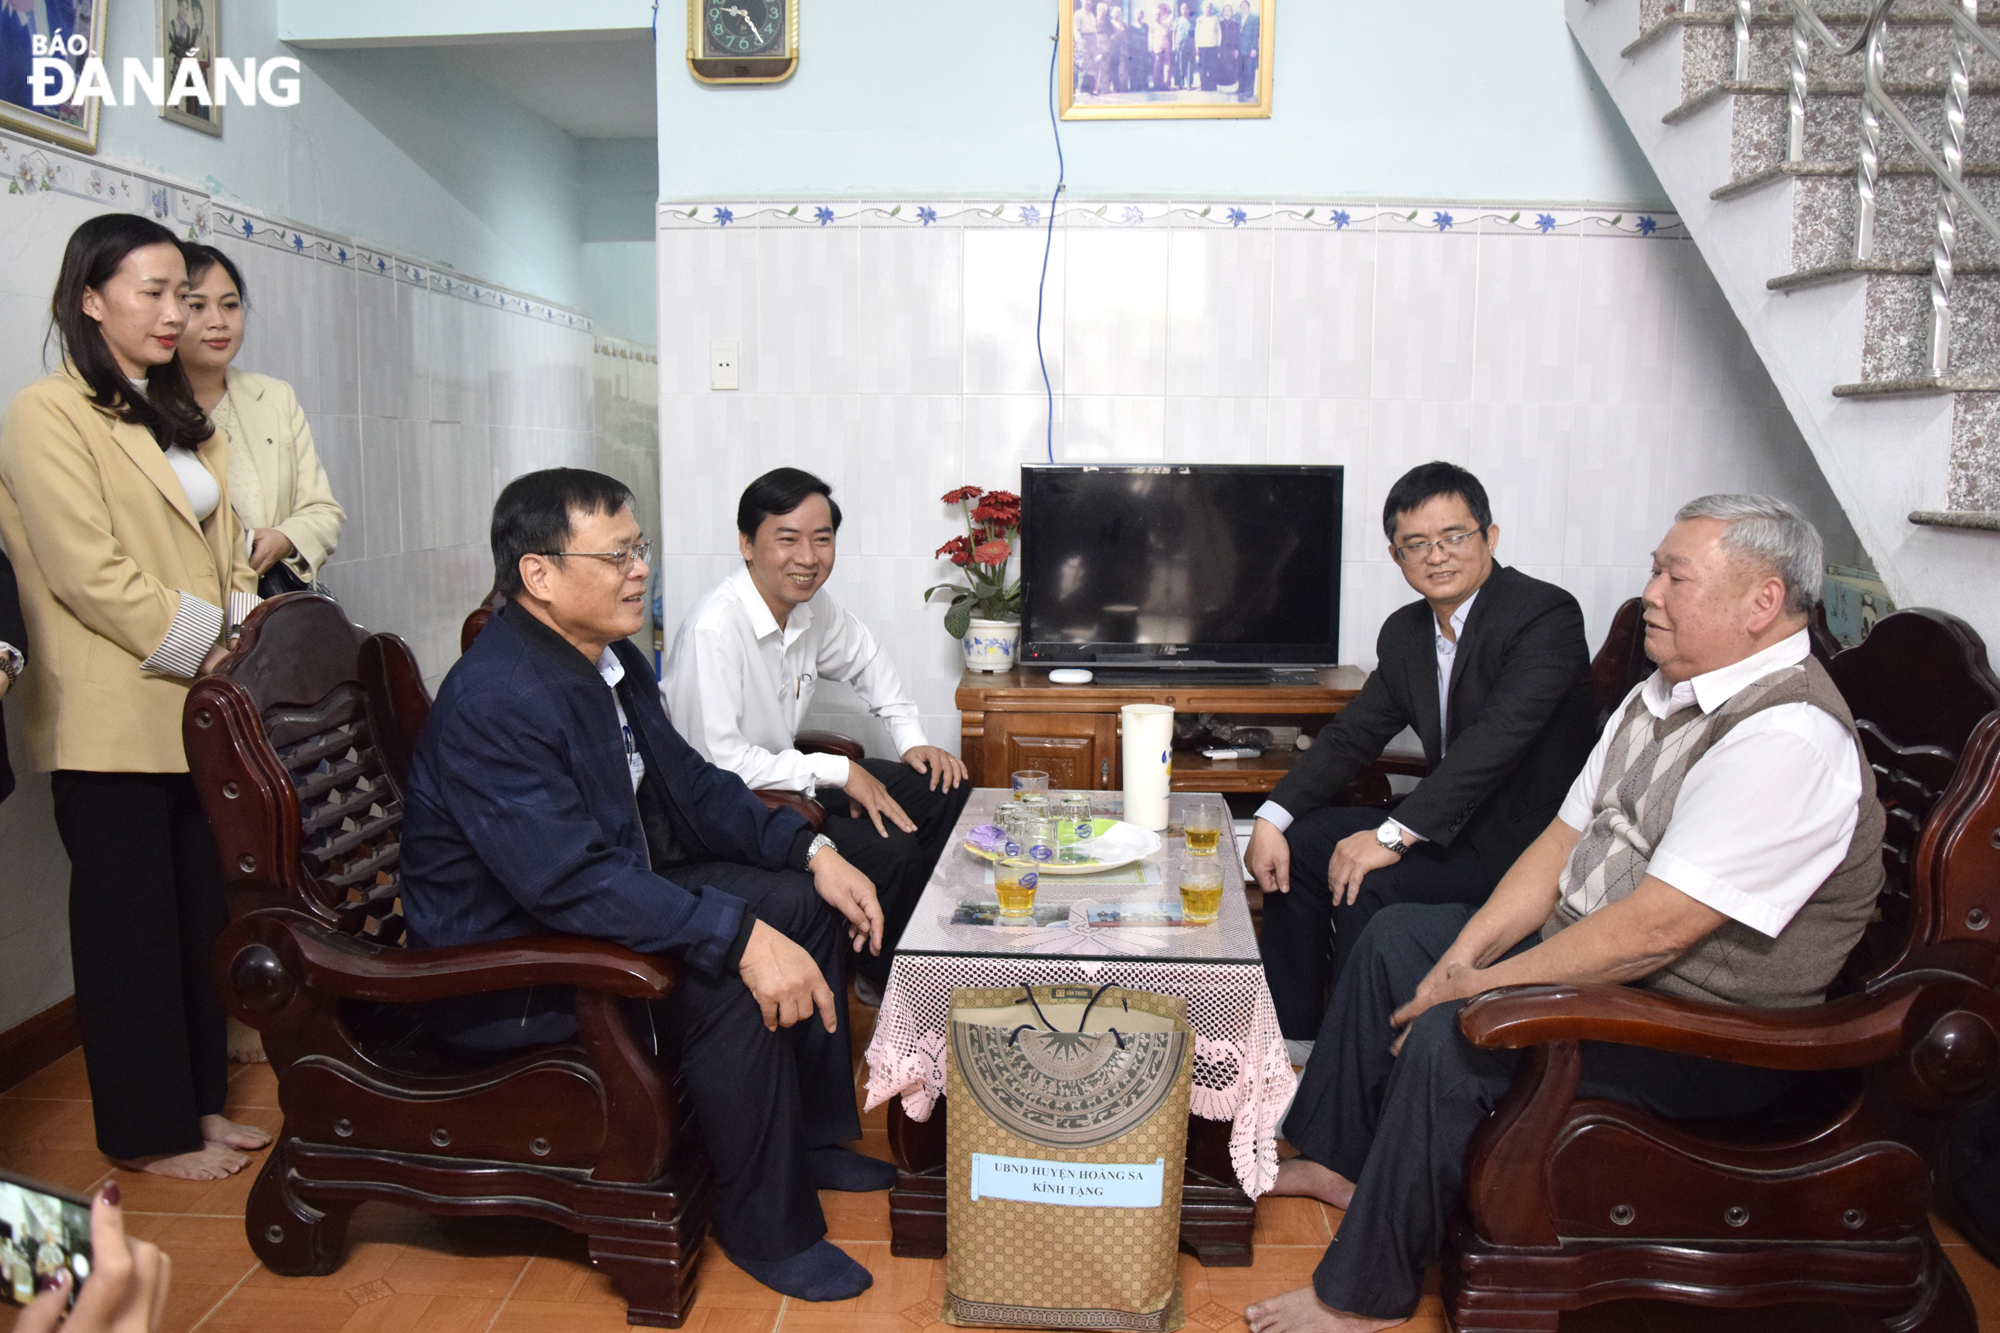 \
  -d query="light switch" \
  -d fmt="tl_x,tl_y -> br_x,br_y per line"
710,340 -> 740,390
